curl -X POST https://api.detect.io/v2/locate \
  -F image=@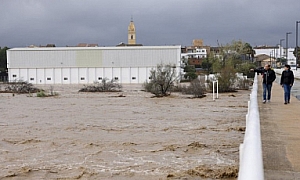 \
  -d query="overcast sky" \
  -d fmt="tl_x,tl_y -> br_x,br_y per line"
0,0 -> 299,48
